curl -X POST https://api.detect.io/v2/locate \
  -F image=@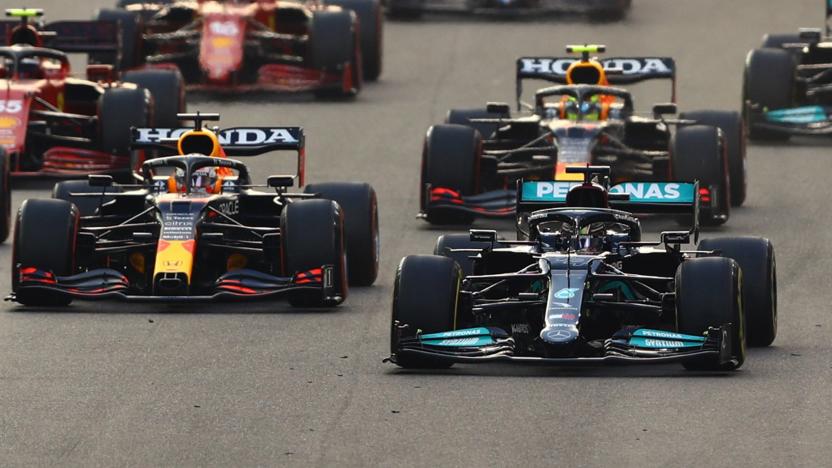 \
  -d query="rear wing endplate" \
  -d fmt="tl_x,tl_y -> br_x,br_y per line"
1,20 -> 119,53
